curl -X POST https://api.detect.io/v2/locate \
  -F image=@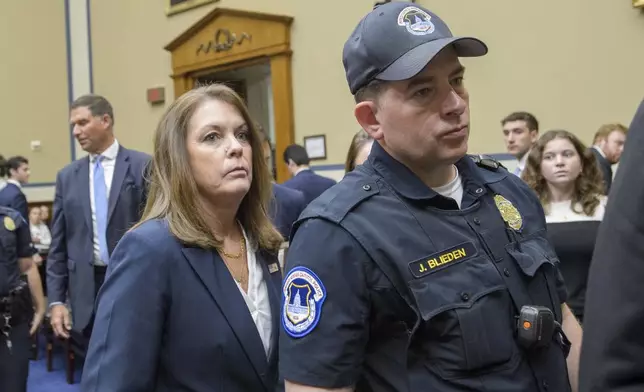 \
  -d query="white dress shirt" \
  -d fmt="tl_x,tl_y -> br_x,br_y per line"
89,140 -> 119,266
7,179 -> 22,189
514,151 -> 530,177
30,223 -> 52,252
238,227 -> 273,357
